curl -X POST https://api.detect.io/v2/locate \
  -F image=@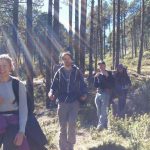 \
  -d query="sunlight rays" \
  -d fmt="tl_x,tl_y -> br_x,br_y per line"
1,26 -> 17,59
